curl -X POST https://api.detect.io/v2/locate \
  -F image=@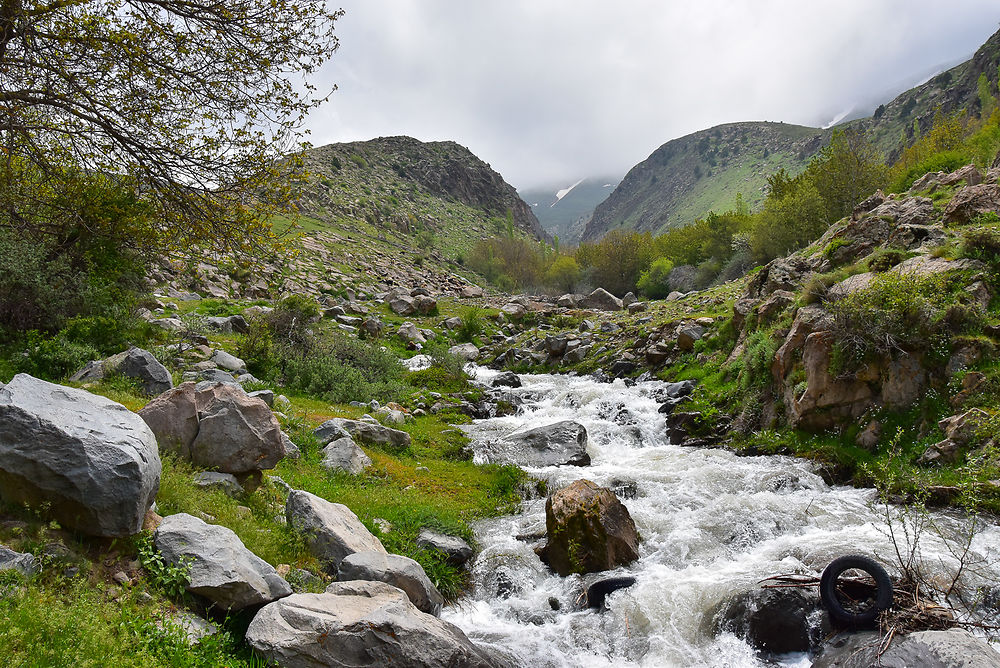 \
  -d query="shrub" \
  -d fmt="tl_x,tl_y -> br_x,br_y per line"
960,226 -> 1000,266
278,334 -> 407,404
889,150 -> 970,193
867,249 -> 906,273
543,255 -> 581,293
636,257 -> 675,298
456,306 -> 485,343
267,294 -> 320,346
